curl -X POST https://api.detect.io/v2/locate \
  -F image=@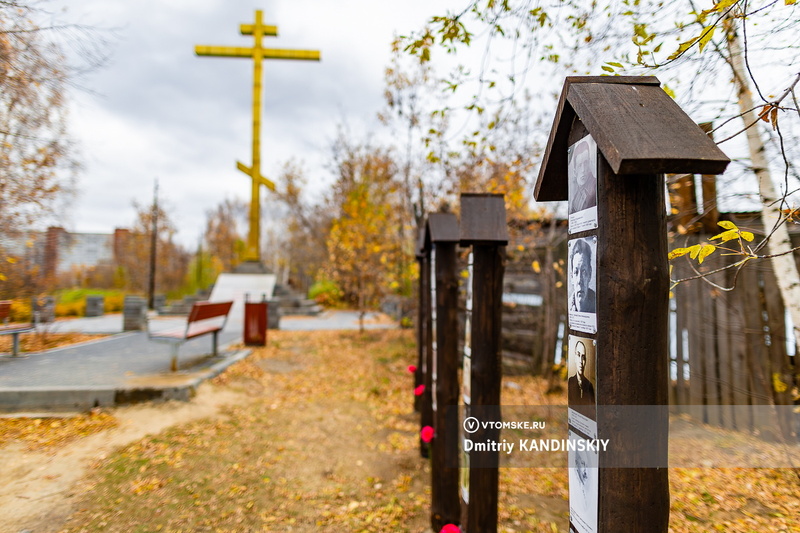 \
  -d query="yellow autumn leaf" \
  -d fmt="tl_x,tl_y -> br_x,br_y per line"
697,26 -> 715,52
714,0 -> 740,12
531,260 -> 541,273
717,220 -> 738,230
697,244 -> 716,264
740,231 -> 754,241
710,229 -> 739,242
668,247 -> 688,260
6,257 -> 16,264
773,373 -> 788,393
688,244 -> 704,260
516,244 -> 524,252
667,36 -> 699,60
786,0 -> 796,5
